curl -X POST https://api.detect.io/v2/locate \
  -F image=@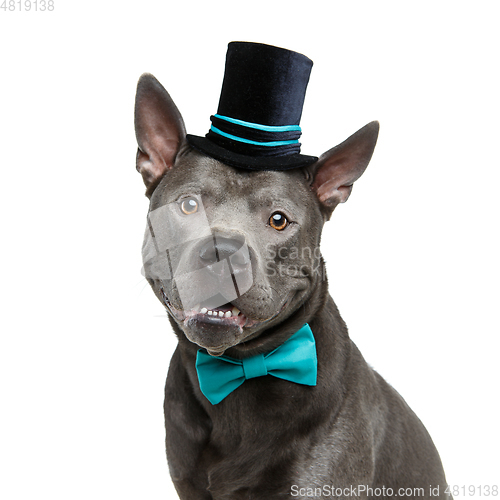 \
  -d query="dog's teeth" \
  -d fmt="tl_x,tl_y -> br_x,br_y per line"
201,307 -> 234,317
